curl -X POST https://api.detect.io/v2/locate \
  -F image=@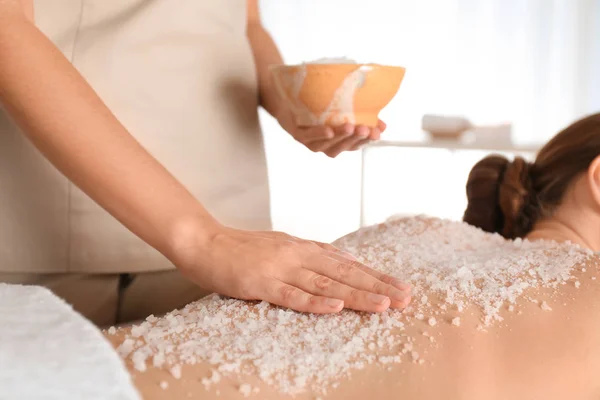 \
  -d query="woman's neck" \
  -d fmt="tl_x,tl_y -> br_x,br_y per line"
527,210 -> 600,252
